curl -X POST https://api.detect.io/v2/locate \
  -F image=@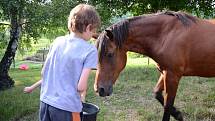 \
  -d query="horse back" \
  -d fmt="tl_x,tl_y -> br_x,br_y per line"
155,18 -> 215,77
182,19 -> 215,76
